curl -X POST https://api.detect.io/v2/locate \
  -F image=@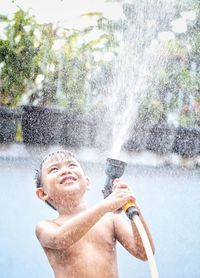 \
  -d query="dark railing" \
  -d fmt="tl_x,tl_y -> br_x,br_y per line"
0,105 -> 199,157
124,124 -> 200,158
